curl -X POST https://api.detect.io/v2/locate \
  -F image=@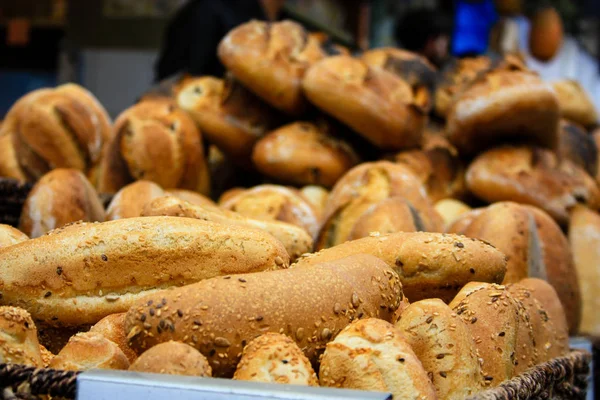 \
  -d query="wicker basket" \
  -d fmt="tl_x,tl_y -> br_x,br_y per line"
0,349 -> 590,400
